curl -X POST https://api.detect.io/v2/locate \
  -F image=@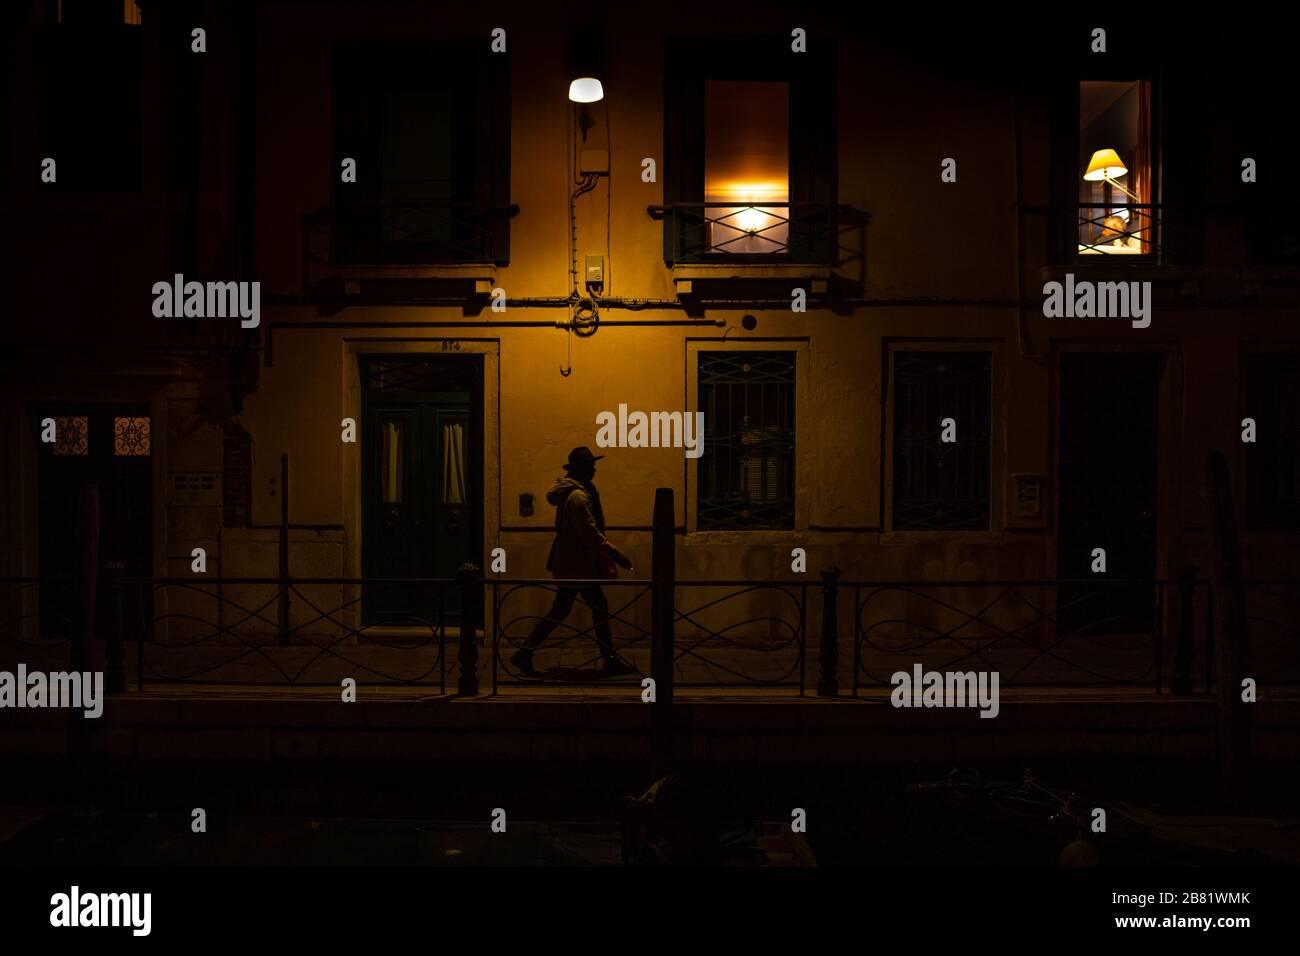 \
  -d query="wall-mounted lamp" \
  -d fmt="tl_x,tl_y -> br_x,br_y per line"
568,77 -> 604,103
1083,148 -> 1139,201
567,20 -> 606,141
569,77 -> 603,141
